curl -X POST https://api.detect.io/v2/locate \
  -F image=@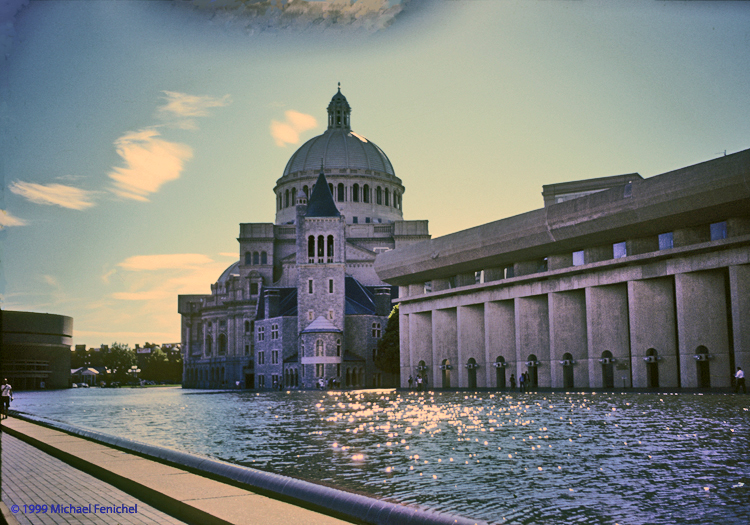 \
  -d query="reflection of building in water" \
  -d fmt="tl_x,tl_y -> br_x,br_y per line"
179,89 -> 430,389
1,311 -> 73,390
375,149 -> 750,390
